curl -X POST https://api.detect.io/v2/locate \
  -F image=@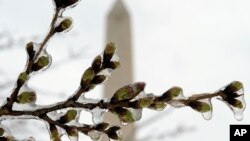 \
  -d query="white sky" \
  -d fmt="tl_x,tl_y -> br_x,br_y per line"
0,0 -> 250,141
